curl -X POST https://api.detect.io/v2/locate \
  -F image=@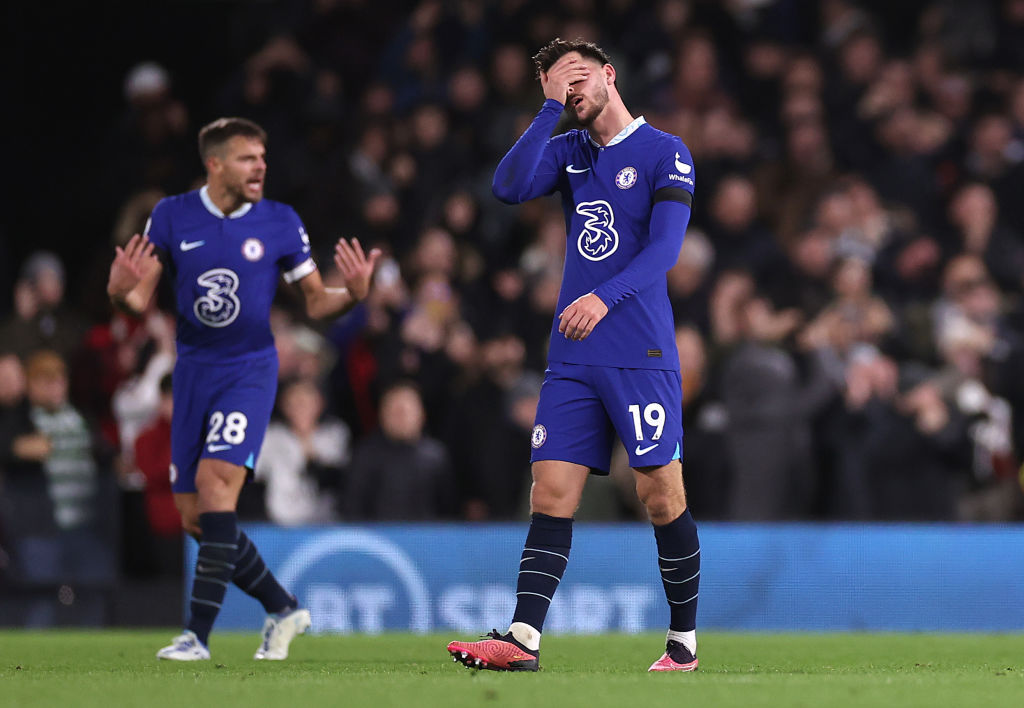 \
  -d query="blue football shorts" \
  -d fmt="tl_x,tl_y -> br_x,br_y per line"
530,361 -> 683,474
169,353 -> 278,493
